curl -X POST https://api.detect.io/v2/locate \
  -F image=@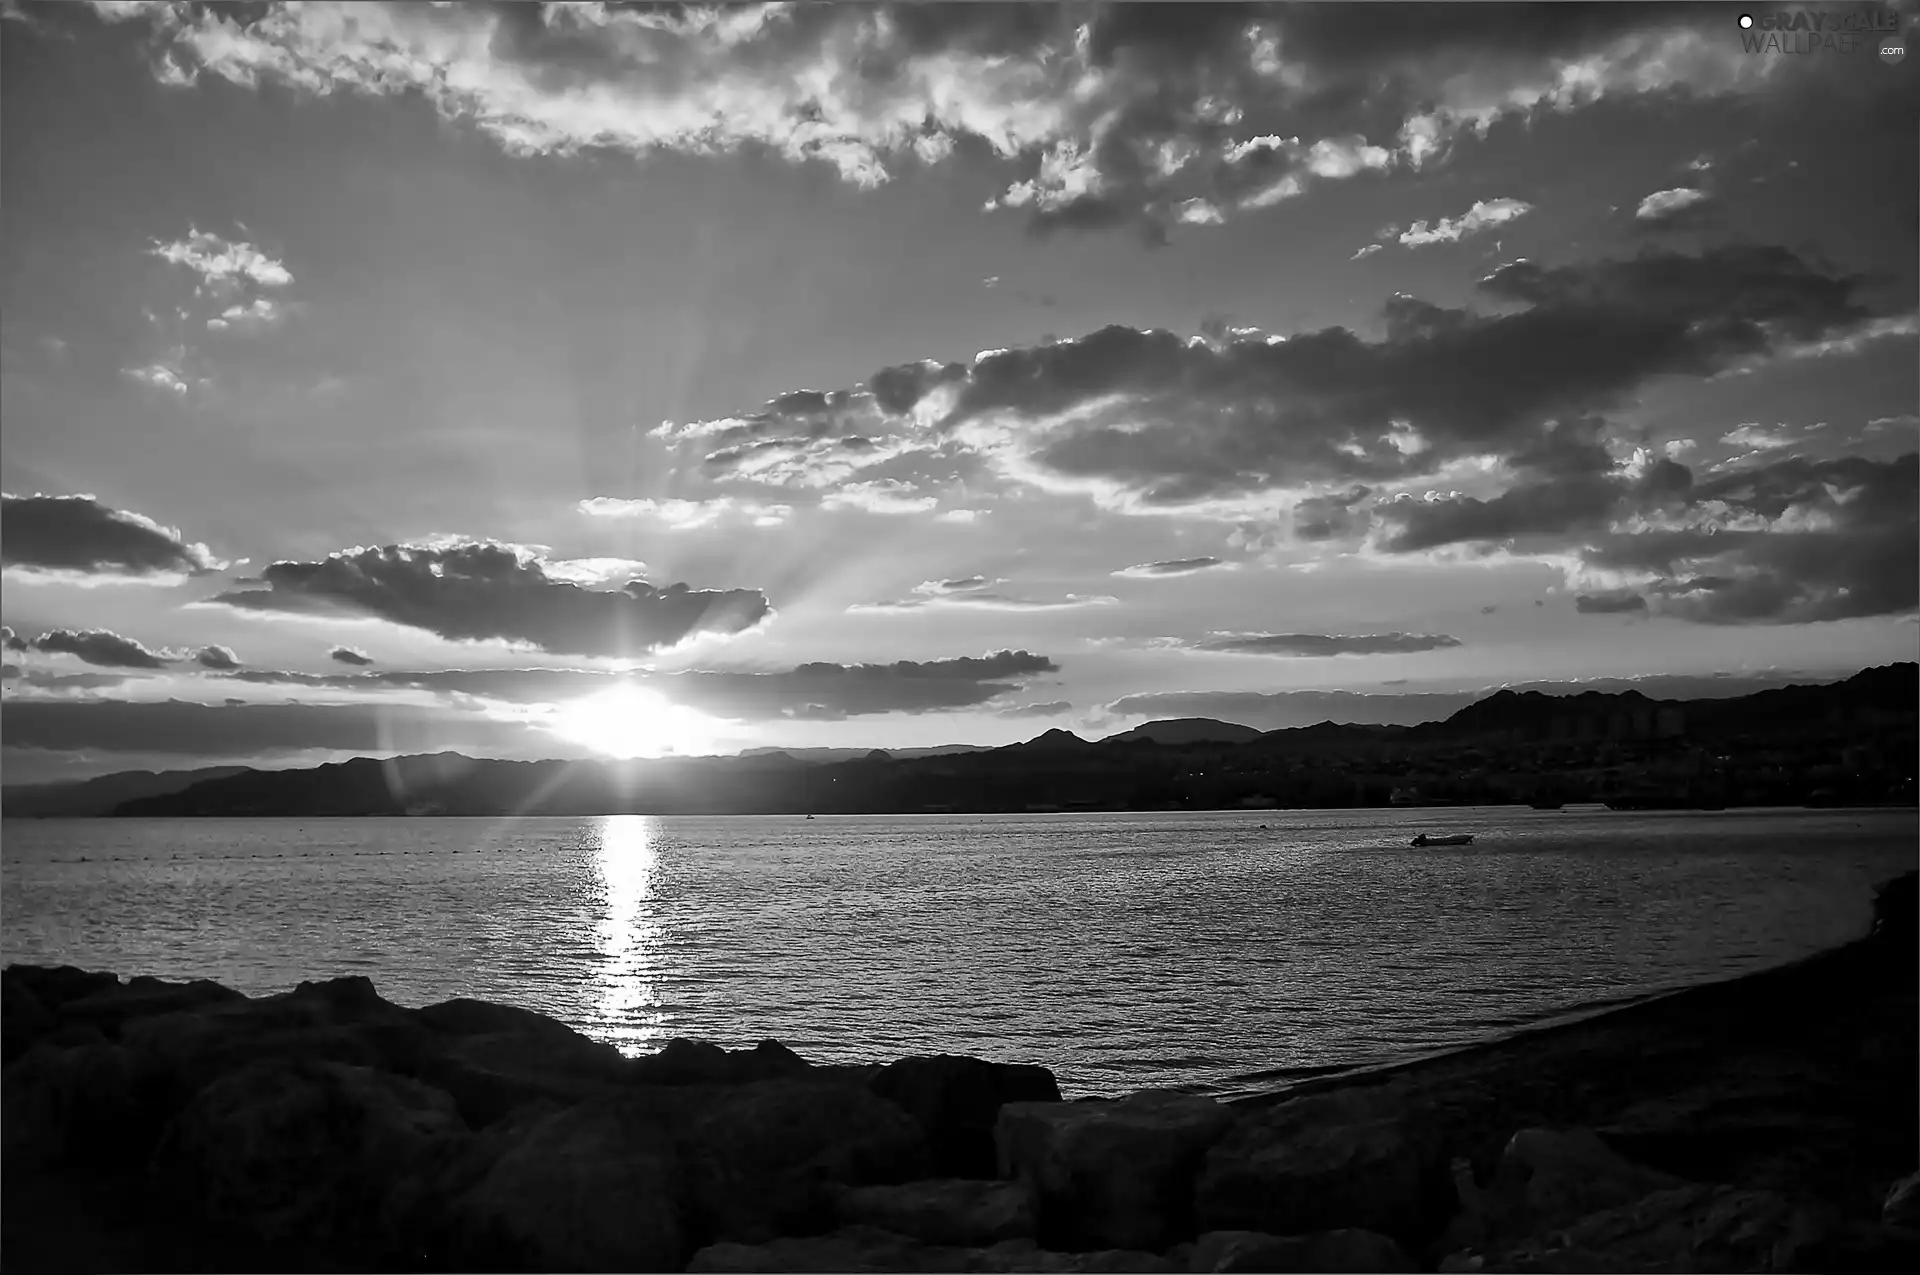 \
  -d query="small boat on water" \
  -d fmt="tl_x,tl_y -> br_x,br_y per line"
1410,833 -> 1474,847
